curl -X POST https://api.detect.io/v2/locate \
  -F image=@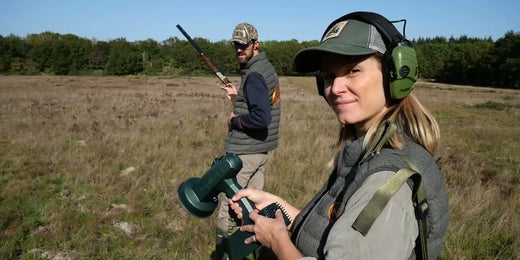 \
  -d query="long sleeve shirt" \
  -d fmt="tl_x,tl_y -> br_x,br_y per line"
231,72 -> 272,130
